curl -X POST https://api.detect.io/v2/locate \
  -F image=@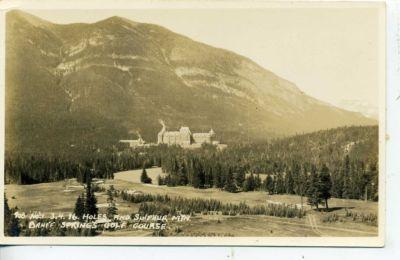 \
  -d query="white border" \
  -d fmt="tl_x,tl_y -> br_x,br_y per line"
0,0 -> 388,247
